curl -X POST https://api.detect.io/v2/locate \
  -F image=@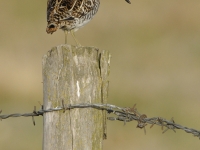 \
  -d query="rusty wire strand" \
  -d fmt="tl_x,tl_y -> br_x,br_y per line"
0,103 -> 200,139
